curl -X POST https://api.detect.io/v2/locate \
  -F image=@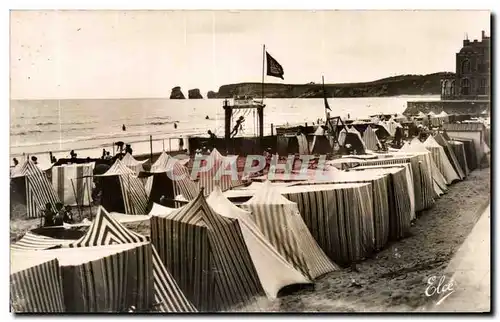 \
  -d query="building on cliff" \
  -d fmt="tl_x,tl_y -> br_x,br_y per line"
405,30 -> 490,116
441,30 -> 490,100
